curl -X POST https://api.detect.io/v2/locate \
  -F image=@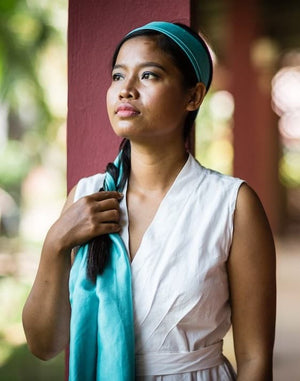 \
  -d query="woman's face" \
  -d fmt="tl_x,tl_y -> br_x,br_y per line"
106,36 -> 193,144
